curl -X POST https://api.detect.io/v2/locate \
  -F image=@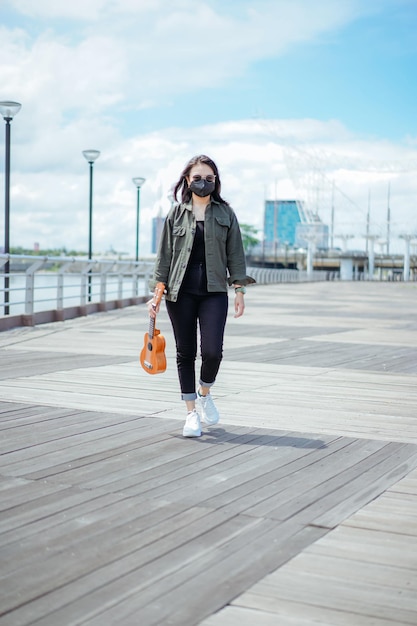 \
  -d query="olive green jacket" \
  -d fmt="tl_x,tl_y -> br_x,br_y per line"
149,200 -> 254,302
